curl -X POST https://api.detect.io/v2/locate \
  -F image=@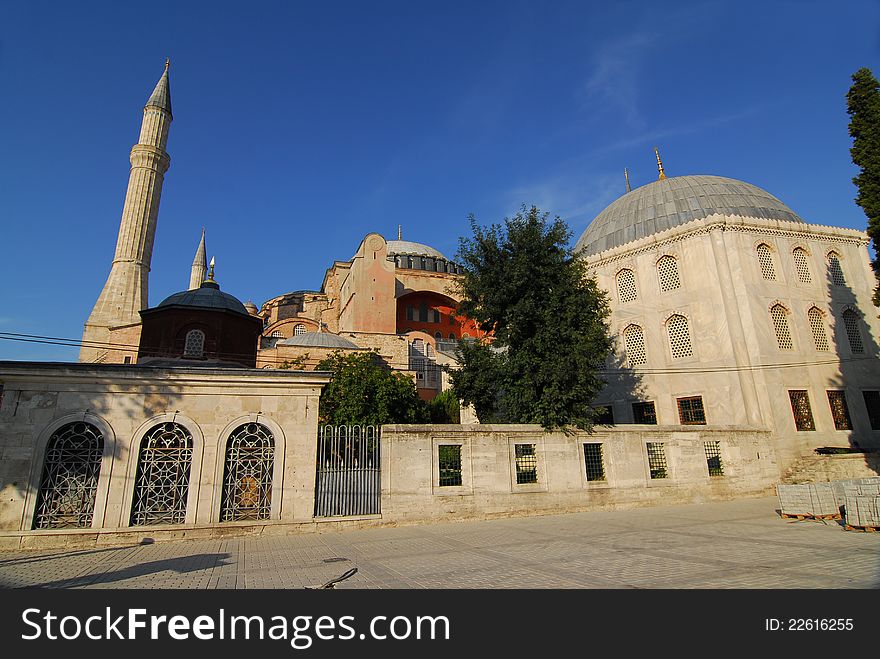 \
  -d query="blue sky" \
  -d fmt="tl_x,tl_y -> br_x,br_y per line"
1,1 -> 879,361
